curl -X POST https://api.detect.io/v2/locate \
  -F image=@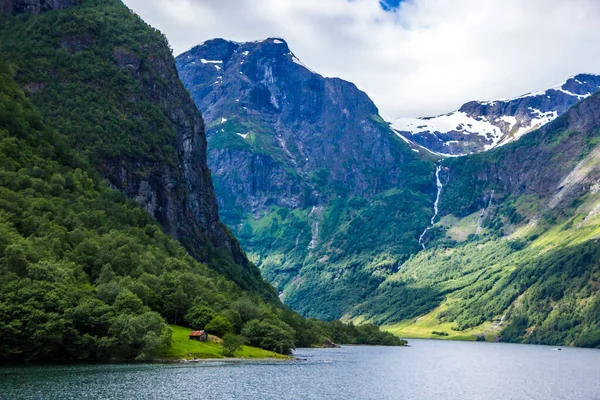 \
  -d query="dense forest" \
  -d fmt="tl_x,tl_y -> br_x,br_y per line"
0,1 -> 403,362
